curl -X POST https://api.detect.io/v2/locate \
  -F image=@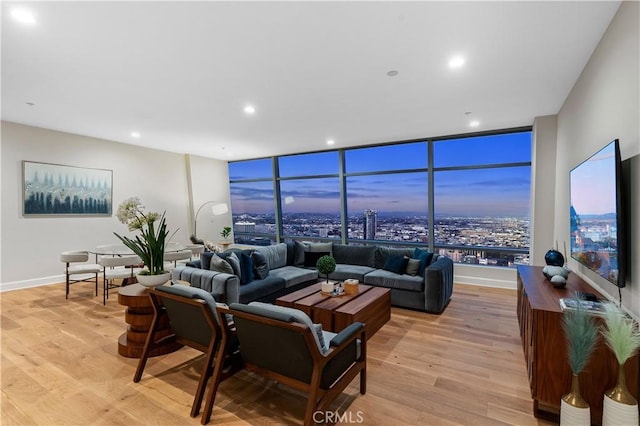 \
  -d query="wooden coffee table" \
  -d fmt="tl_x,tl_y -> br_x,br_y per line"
276,282 -> 390,340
